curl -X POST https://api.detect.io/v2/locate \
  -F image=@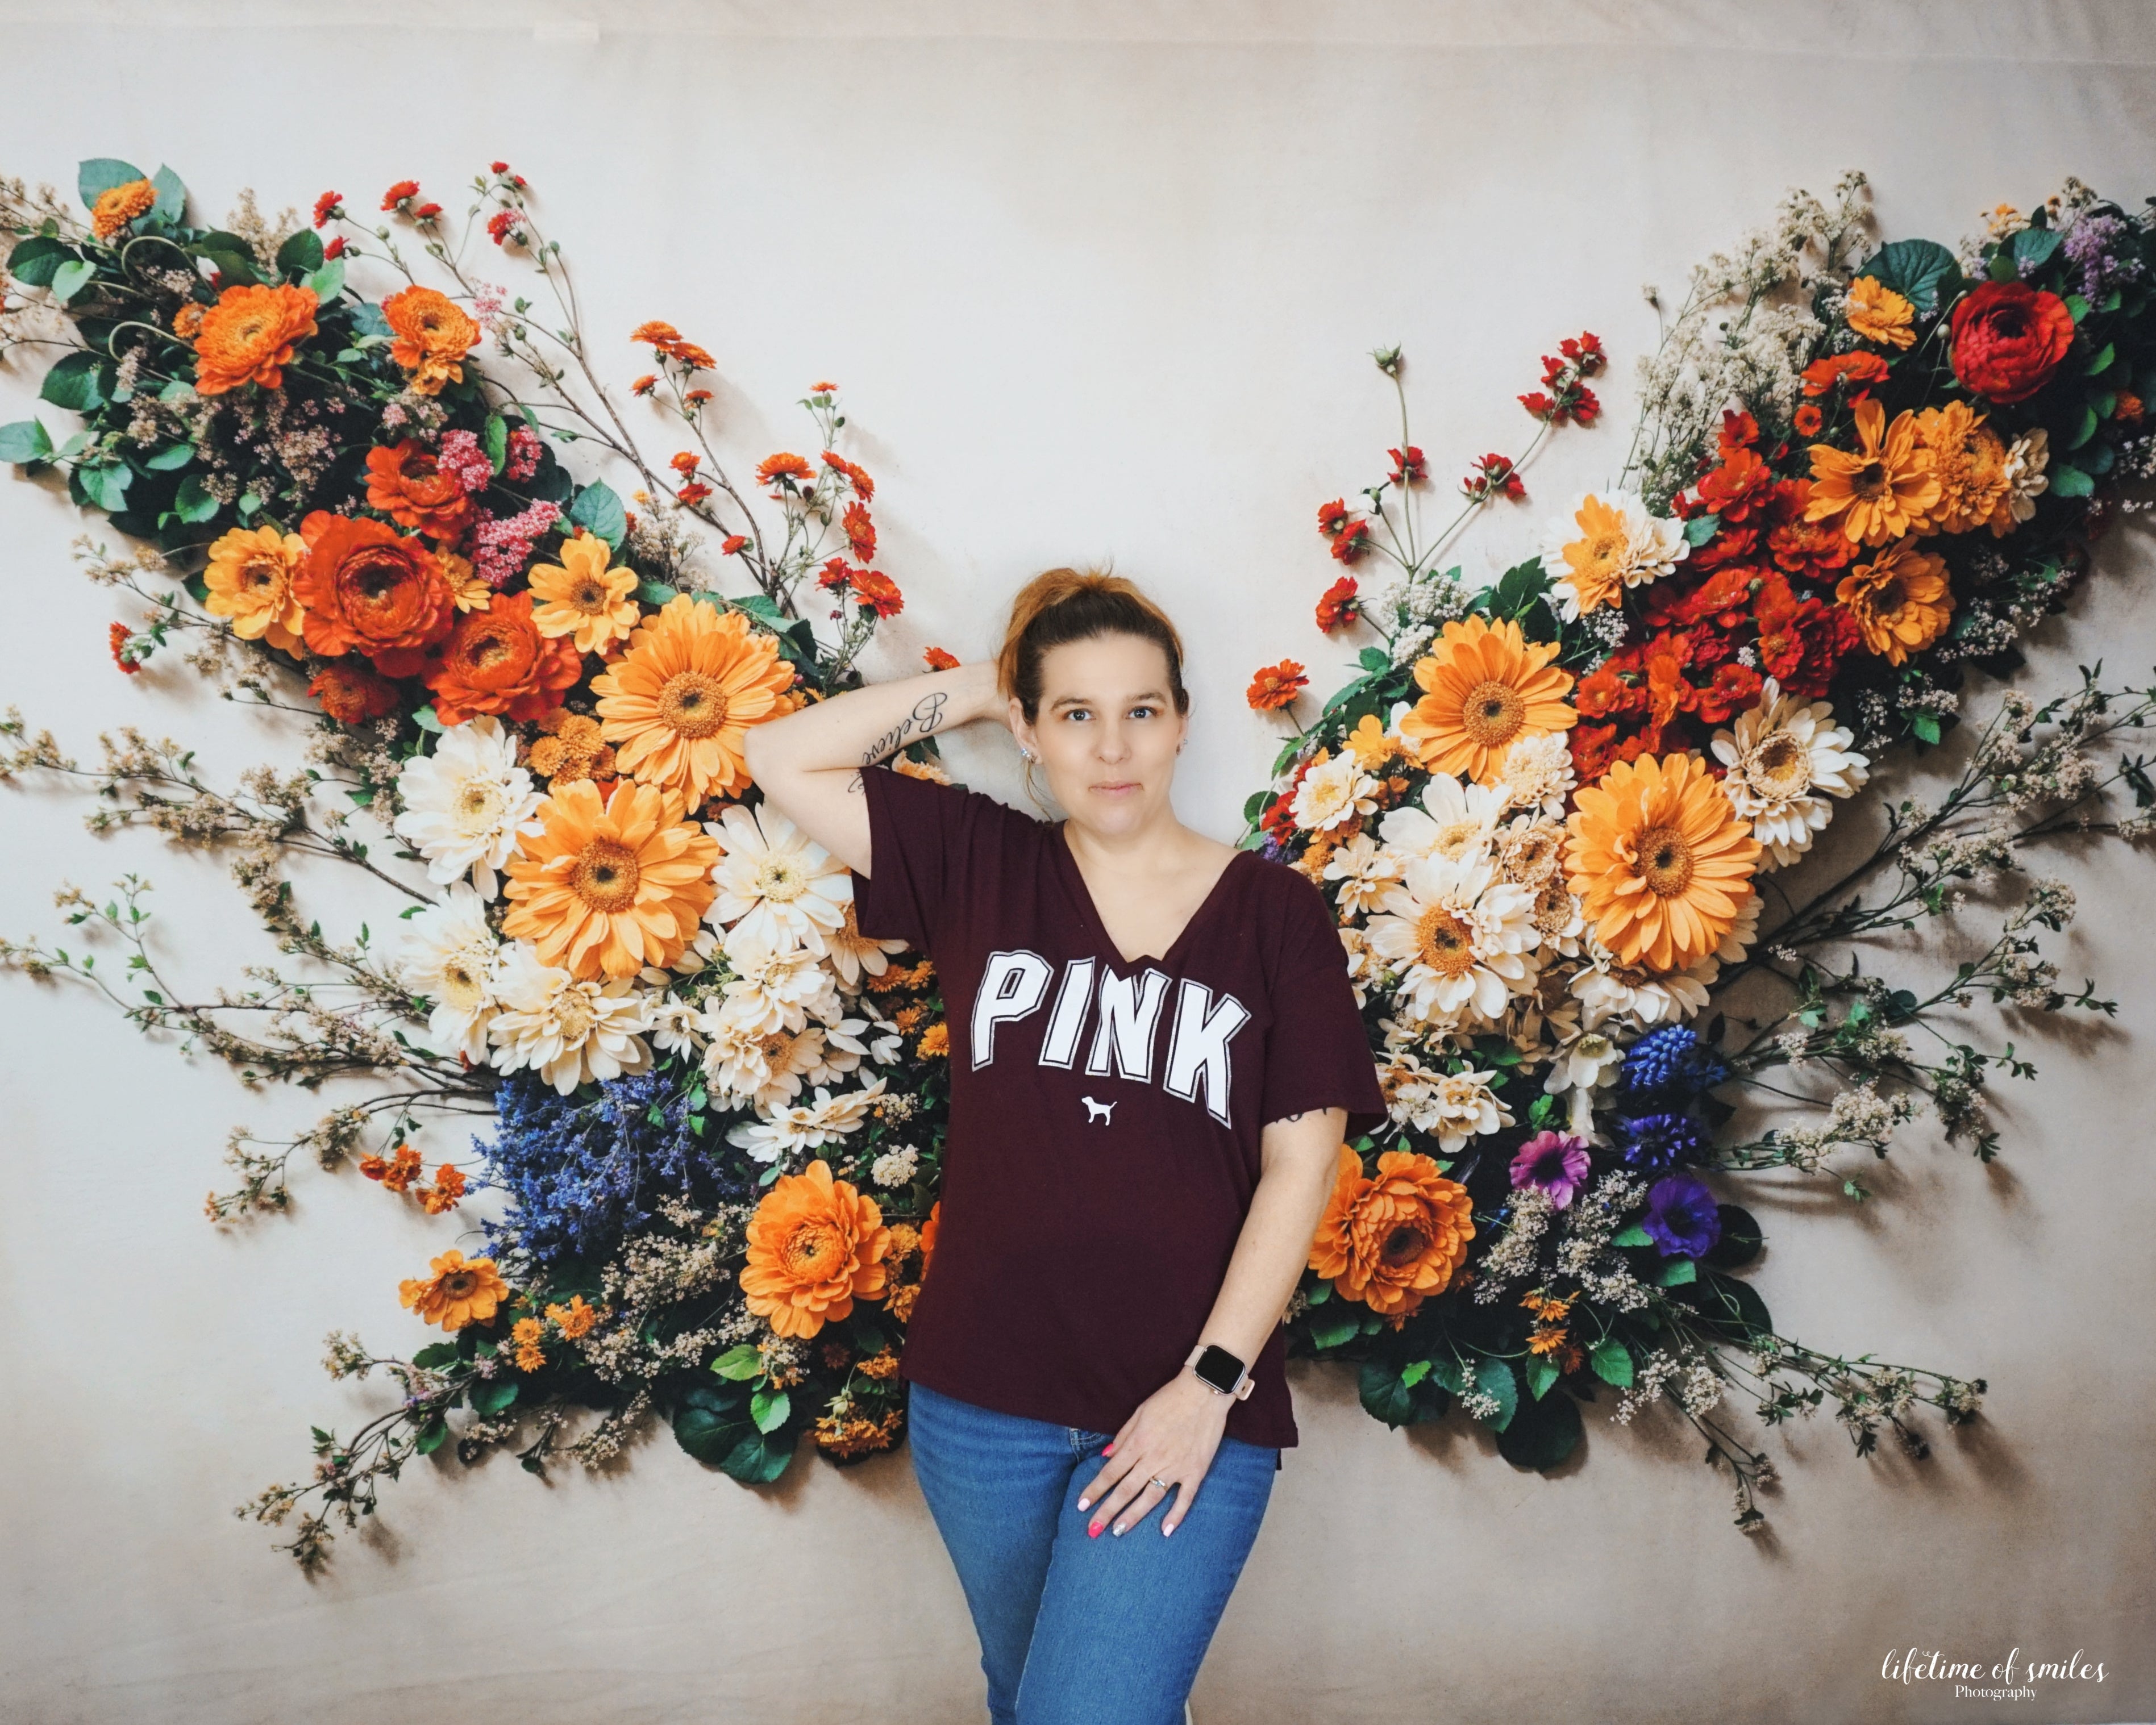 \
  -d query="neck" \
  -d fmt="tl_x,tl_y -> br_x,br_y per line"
1062,802 -> 1193,874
